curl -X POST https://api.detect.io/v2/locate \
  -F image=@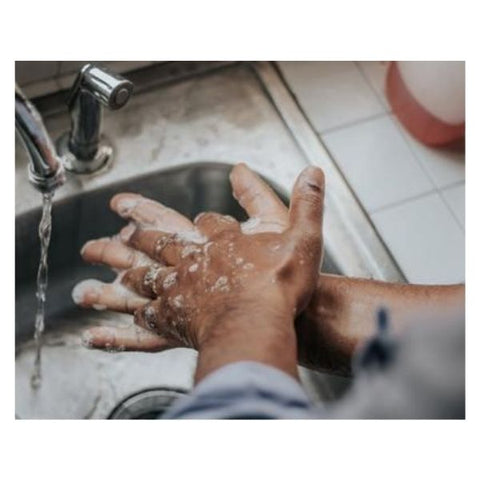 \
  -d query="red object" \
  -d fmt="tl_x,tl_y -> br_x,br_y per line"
386,61 -> 465,147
